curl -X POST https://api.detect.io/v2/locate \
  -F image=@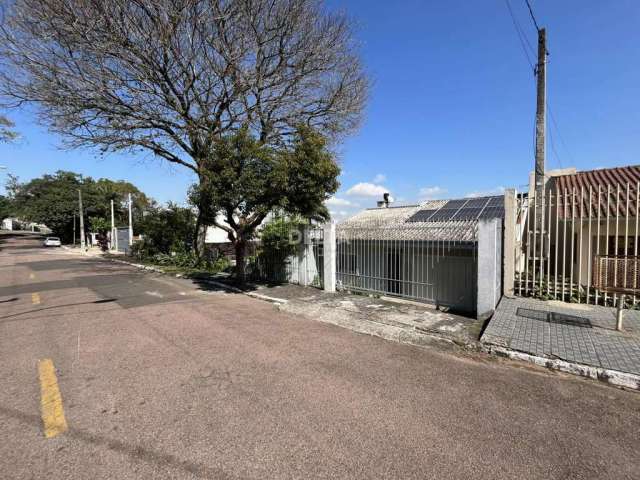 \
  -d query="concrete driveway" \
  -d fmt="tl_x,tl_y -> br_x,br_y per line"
1,232 -> 639,479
